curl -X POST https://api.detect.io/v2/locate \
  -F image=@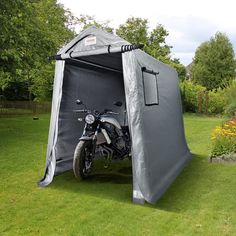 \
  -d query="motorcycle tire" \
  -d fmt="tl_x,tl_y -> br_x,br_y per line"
73,140 -> 92,180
